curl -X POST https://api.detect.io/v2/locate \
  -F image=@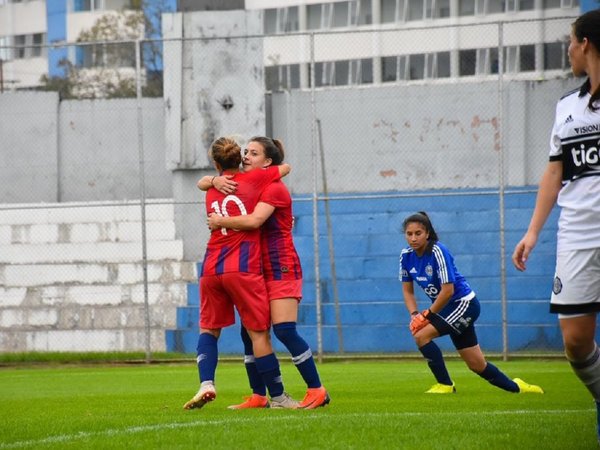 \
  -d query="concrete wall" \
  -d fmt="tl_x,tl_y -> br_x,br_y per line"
0,92 -> 60,203
272,78 -> 579,196
0,77 -> 579,204
0,93 -> 172,204
58,98 -> 172,202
